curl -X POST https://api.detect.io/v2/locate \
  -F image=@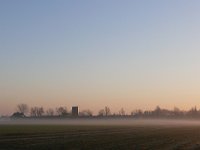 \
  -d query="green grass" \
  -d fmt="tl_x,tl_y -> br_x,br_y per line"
1,124 -> 200,150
